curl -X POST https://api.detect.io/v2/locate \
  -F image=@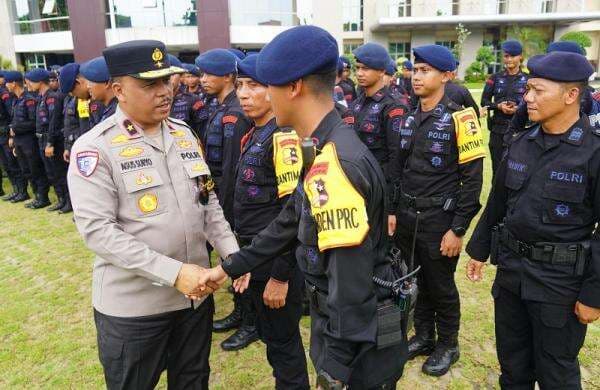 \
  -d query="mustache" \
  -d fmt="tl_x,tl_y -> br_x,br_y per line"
159,96 -> 173,106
